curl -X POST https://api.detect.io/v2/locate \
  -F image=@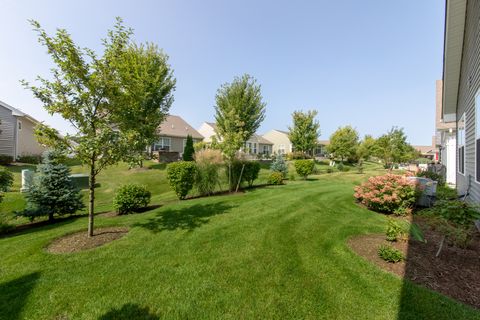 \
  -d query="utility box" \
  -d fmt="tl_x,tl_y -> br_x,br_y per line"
69,174 -> 89,189
407,176 -> 437,207
20,169 -> 34,192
